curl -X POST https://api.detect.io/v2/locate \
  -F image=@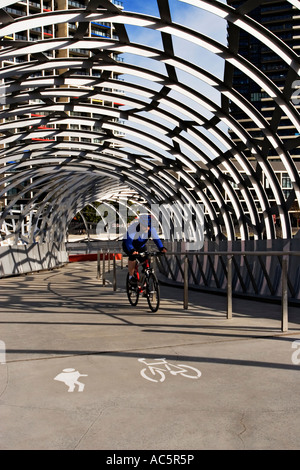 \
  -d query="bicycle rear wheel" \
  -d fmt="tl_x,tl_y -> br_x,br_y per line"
146,273 -> 160,312
126,273 -> 139,306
